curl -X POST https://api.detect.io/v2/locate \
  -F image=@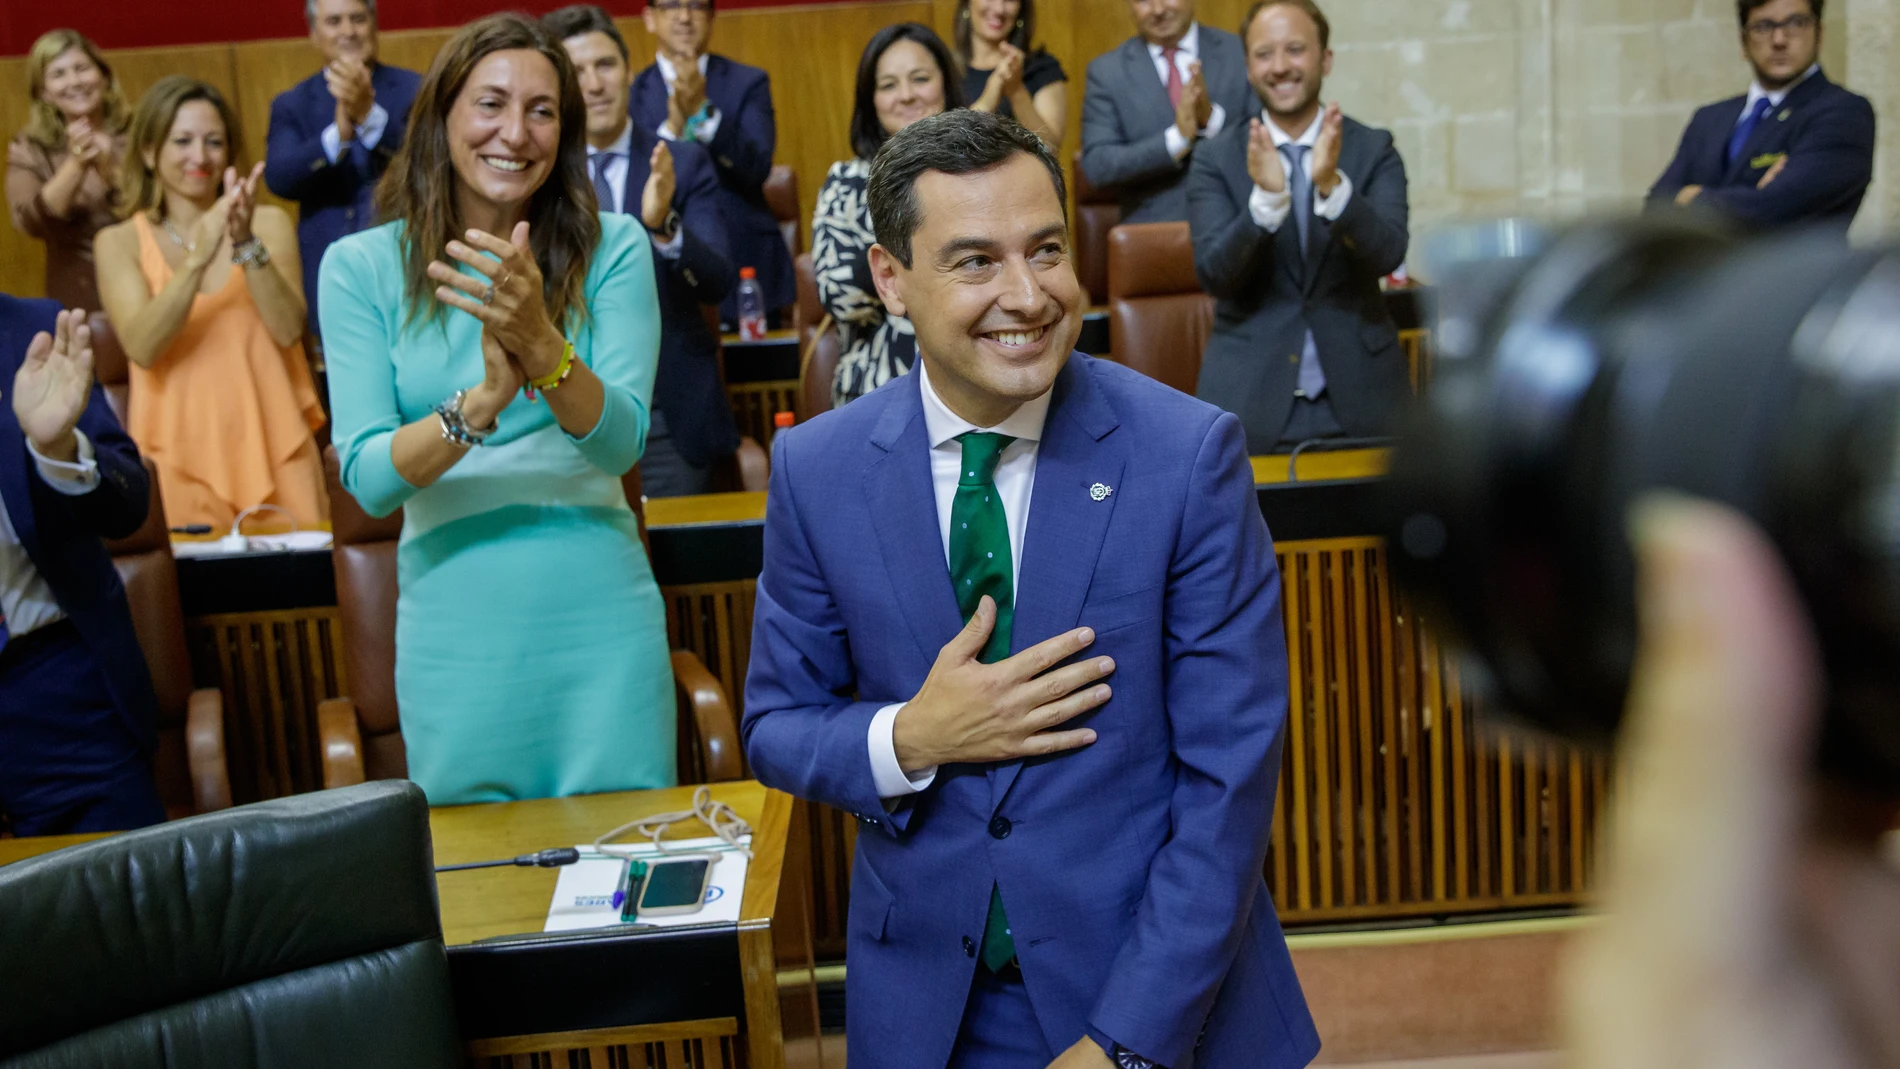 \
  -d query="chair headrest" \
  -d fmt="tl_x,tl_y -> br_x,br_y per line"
88,311 -> 128,387
1108,222 -> 1199,300
763,164 -> 799,223
324,444 -> 403,545
102,456 -> 169,556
